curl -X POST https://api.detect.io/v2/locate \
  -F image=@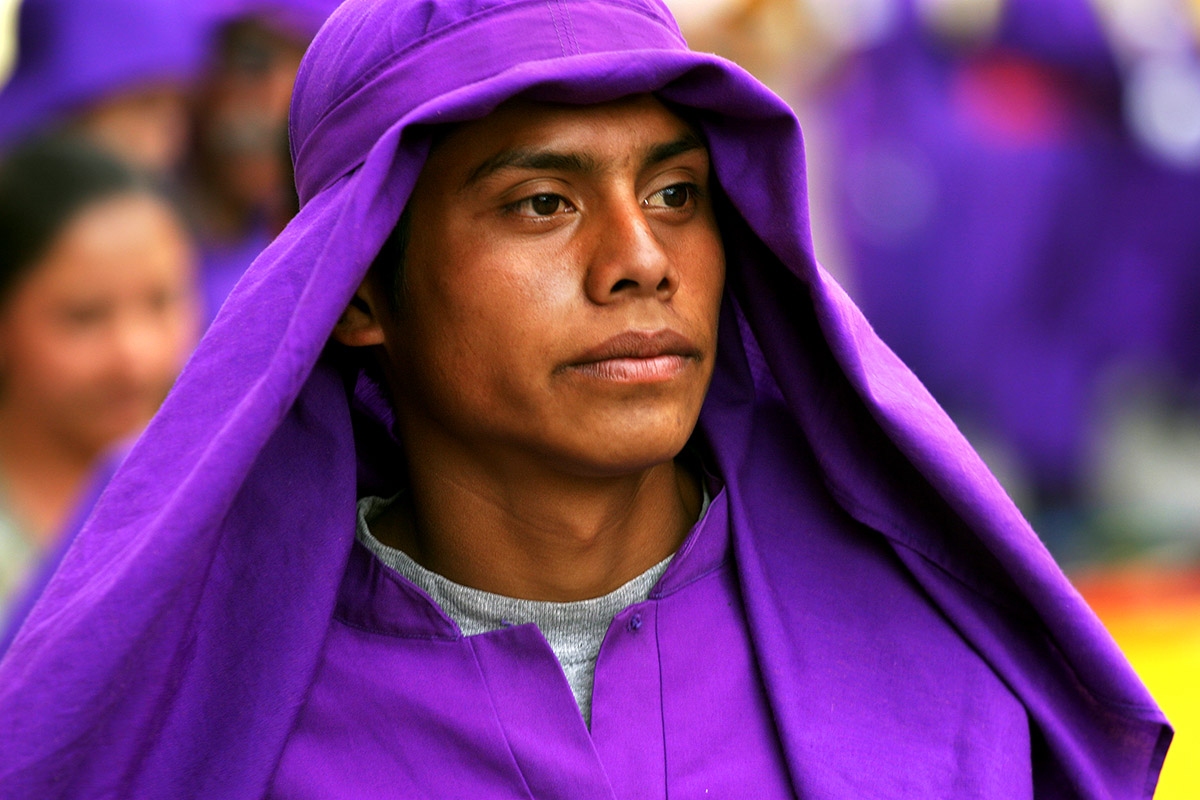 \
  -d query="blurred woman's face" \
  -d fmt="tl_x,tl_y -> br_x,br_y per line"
0,192 -> 200,456
77,85 -> 192,176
